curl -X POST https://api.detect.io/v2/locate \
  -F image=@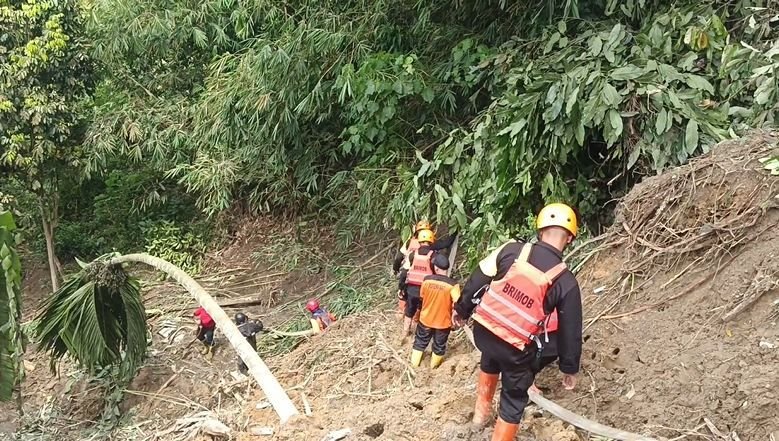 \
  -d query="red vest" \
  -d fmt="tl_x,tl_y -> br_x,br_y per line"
472,244 -> 565,350
406,250 -> 433,286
